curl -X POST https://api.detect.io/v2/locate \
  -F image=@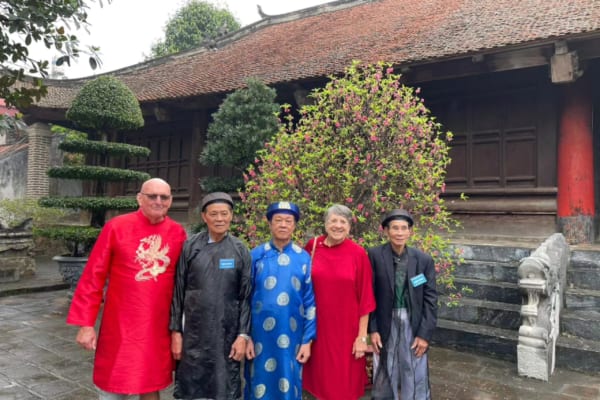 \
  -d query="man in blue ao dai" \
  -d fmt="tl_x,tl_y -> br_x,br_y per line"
244,201 -> 317,400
